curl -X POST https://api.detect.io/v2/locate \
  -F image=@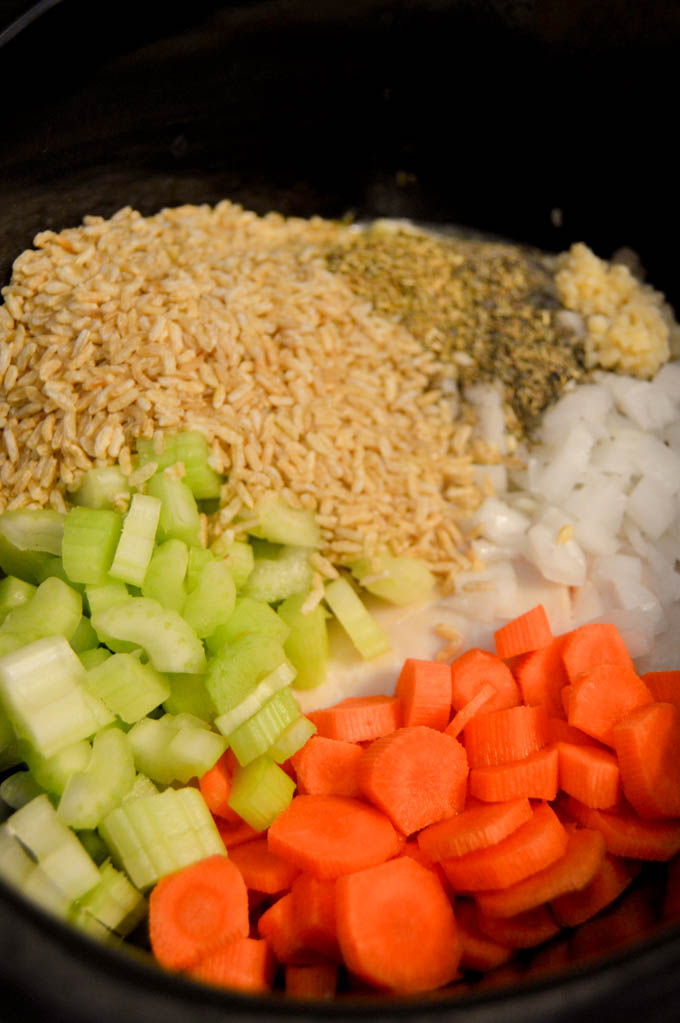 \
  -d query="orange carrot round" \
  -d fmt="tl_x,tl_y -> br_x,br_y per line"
228,836 -> 300,894
285,963 -> 338,999
476,904 -> 560,949
149,854 -> 249,971
395,658 -> 452,730
551,854 -> 639,927
561,622 -> 634,684
464,704 -> 548,768
611,701 -> 680,819
267,794 -> 401,879
512,634 -> 569,718
187,937 -> 275,993
445,683 -> 496,739
290,873 -> 342,963
567,663 -> 653,744
292,735 -> 363,798
557,741 -> 620,809
418,798 -> 533,861
468,745 -> 559,802
563,796 -> 680,861
450,648 -> 520,715
641,670 -> 680,709
335,856 -> 461,994
494,604 -> 553,659
199,751 -> 241,823
358,725 -> 468,835
307,695 -> 400,742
